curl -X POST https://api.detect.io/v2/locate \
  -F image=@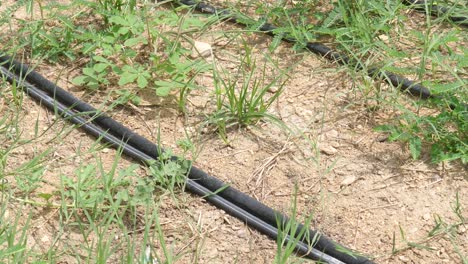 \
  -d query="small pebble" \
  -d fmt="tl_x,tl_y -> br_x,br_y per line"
341,175 -> 357,186
422,213 -> 431,221
379,34 -> 389,42
191,41 -> 212,58
398,255 -> 410,263
320,145 -> 337,155
376,135 -> 389,142
458,225 -> 466,234
267,86 -> 279,93
237,229 -> 248,239
327,129 -> 339,138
